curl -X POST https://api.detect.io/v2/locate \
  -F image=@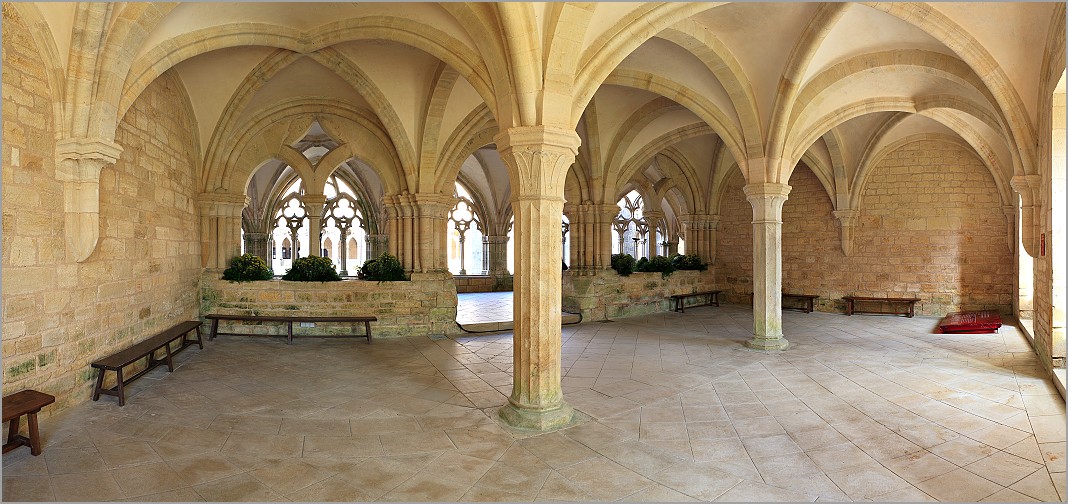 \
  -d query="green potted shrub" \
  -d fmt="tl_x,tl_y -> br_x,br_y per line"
639,255 -> 675,279
671,253 -> 708,271
282,256 -> 342,282
357,253 -> 408,282
610,253 -> 636,276
221,253 -> 274,282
